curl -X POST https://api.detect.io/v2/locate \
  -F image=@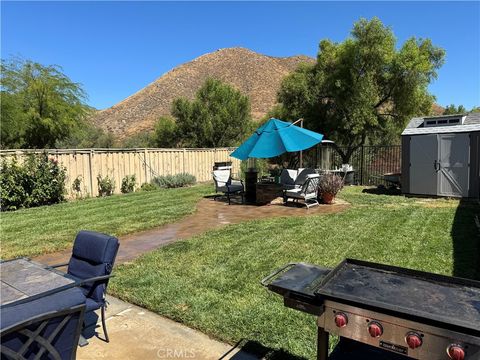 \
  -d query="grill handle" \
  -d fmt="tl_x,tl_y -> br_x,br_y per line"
260,263 -> 297,287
